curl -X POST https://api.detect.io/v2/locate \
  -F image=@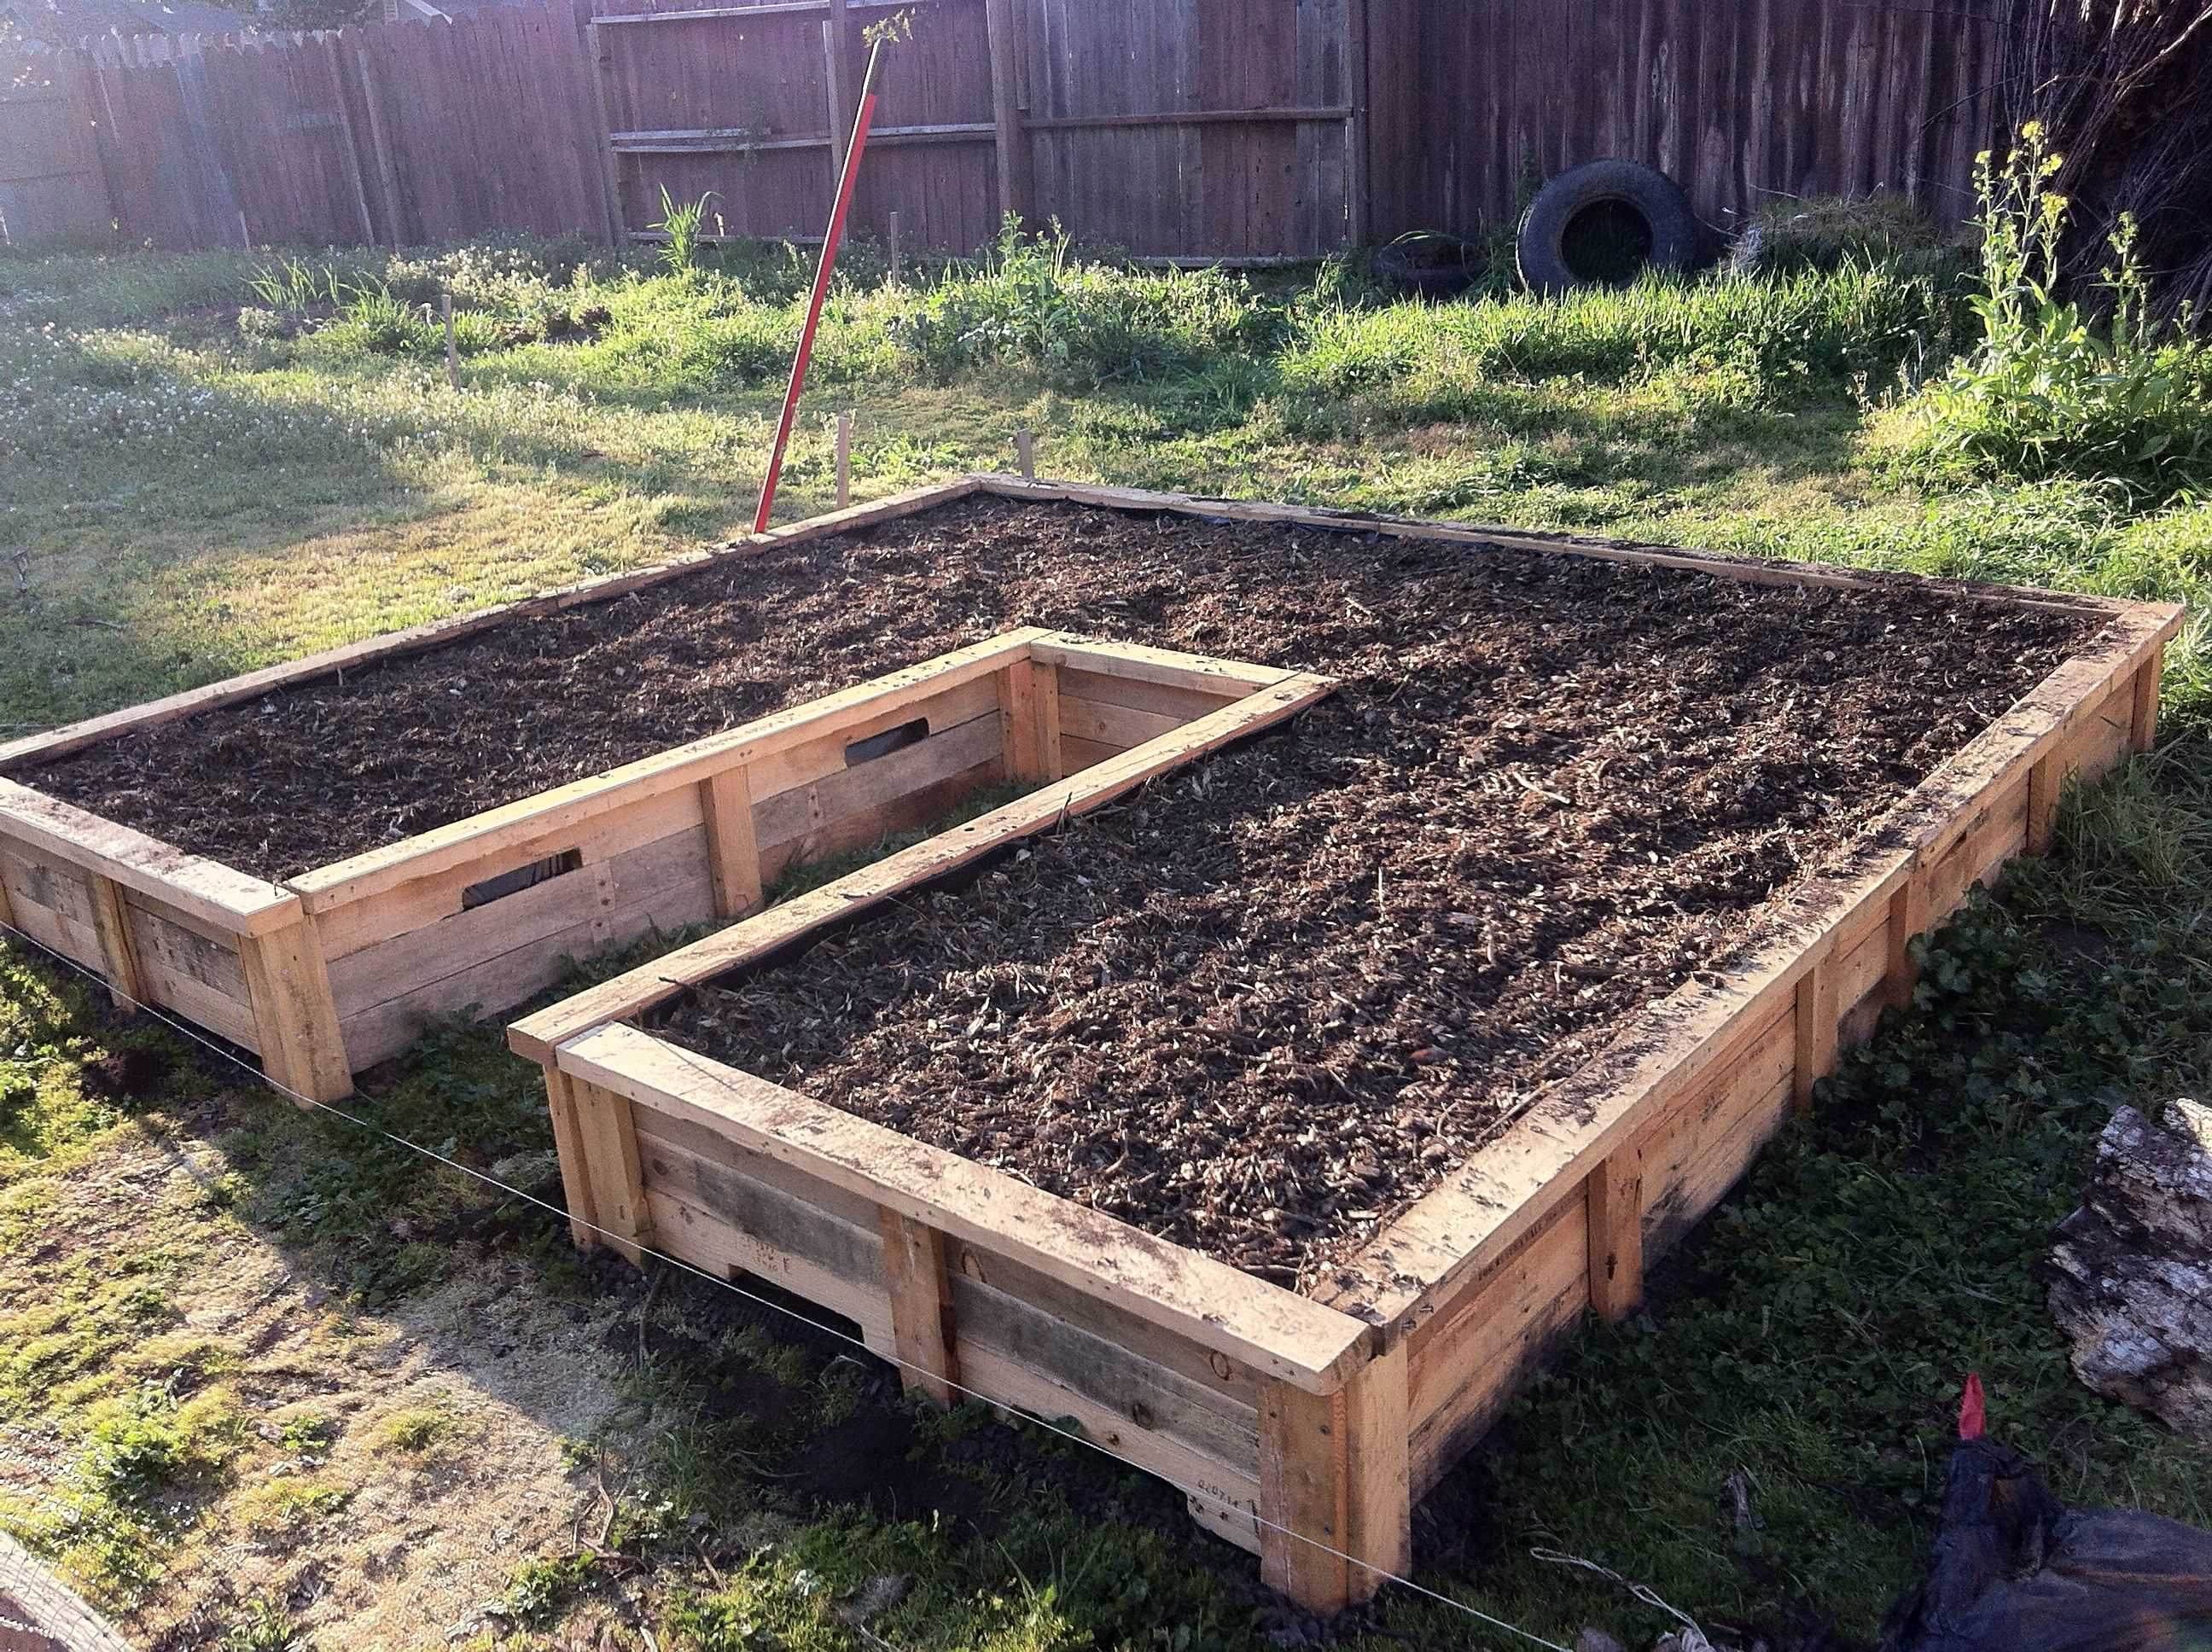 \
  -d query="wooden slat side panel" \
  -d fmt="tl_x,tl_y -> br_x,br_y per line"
315,783 -> 705,963
558,1022 -> 1375,1392
0,843 -> 105,971
949,1269 -> 1262,1482
1639,998 -> 1797,1255
1404,1193 -> 1589,1496
1059,736 -> 1123,772
751,710 -> 1006,854
334,826 -> 717,1069
121,894 -> 259,1047
643,1186 -> 896,1349
1057,695 -> 1182,753
742,672 -> 1004,806
755,762 -> 1001,890
1052,665 -> 1239,723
